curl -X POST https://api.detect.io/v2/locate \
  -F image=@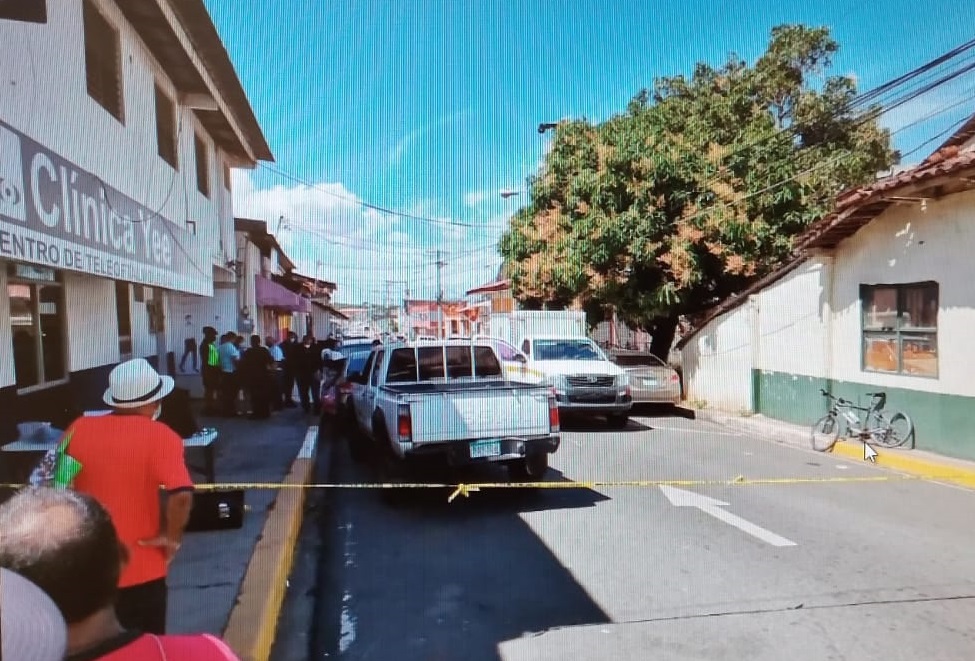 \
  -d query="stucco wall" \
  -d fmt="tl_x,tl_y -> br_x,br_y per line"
681,303 -> 753,411
830,189 -> 975,397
